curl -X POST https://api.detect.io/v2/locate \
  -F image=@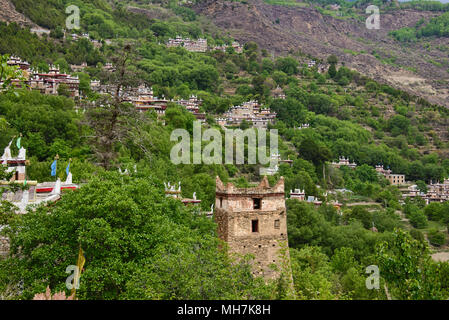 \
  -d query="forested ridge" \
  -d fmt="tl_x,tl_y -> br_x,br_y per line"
0,0 -> 449,300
